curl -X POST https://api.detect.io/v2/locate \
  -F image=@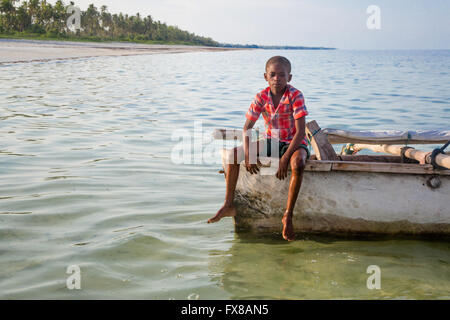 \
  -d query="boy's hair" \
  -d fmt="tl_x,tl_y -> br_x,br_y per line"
265,56 -> 291,74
